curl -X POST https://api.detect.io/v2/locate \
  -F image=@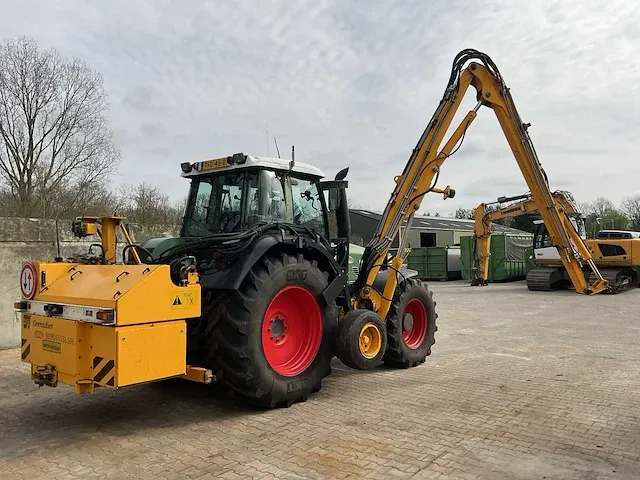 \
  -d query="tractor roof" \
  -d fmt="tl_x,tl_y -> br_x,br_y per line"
180,153 -> 325,179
